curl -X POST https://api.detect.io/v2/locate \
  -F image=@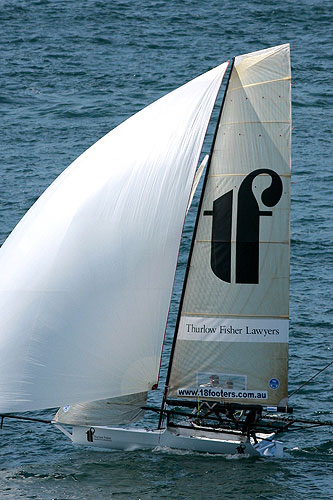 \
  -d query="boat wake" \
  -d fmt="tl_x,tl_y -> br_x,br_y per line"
290,440 -> 333,458
152,445 -> 251,459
